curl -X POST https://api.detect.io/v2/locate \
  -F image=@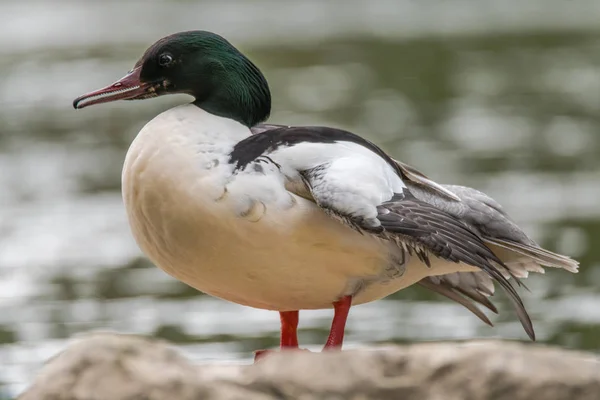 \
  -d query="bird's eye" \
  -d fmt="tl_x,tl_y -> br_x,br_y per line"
158,53 -> 173,67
